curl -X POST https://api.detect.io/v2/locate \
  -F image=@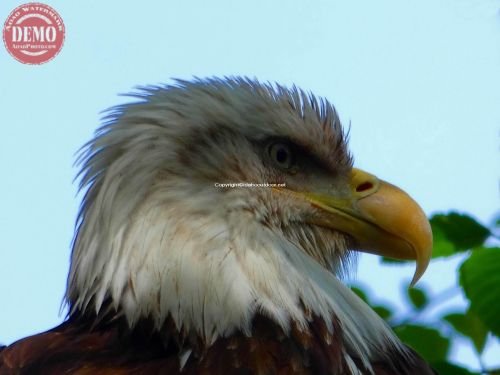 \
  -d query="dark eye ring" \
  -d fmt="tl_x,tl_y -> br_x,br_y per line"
268,142 -> 295,170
